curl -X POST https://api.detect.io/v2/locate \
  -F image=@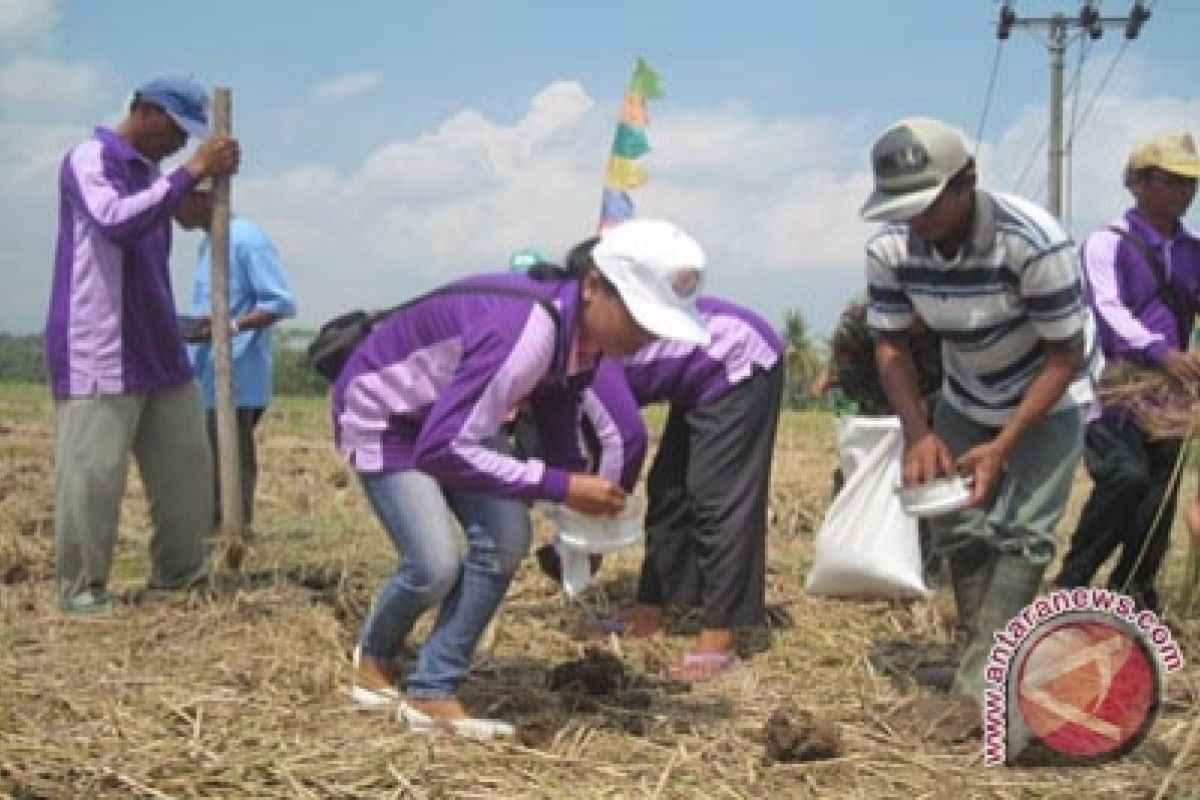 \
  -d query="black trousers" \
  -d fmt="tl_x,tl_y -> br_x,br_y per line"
205,407 -> 265,526
636,362 -> 784,628
1056,414 -> 1181,602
